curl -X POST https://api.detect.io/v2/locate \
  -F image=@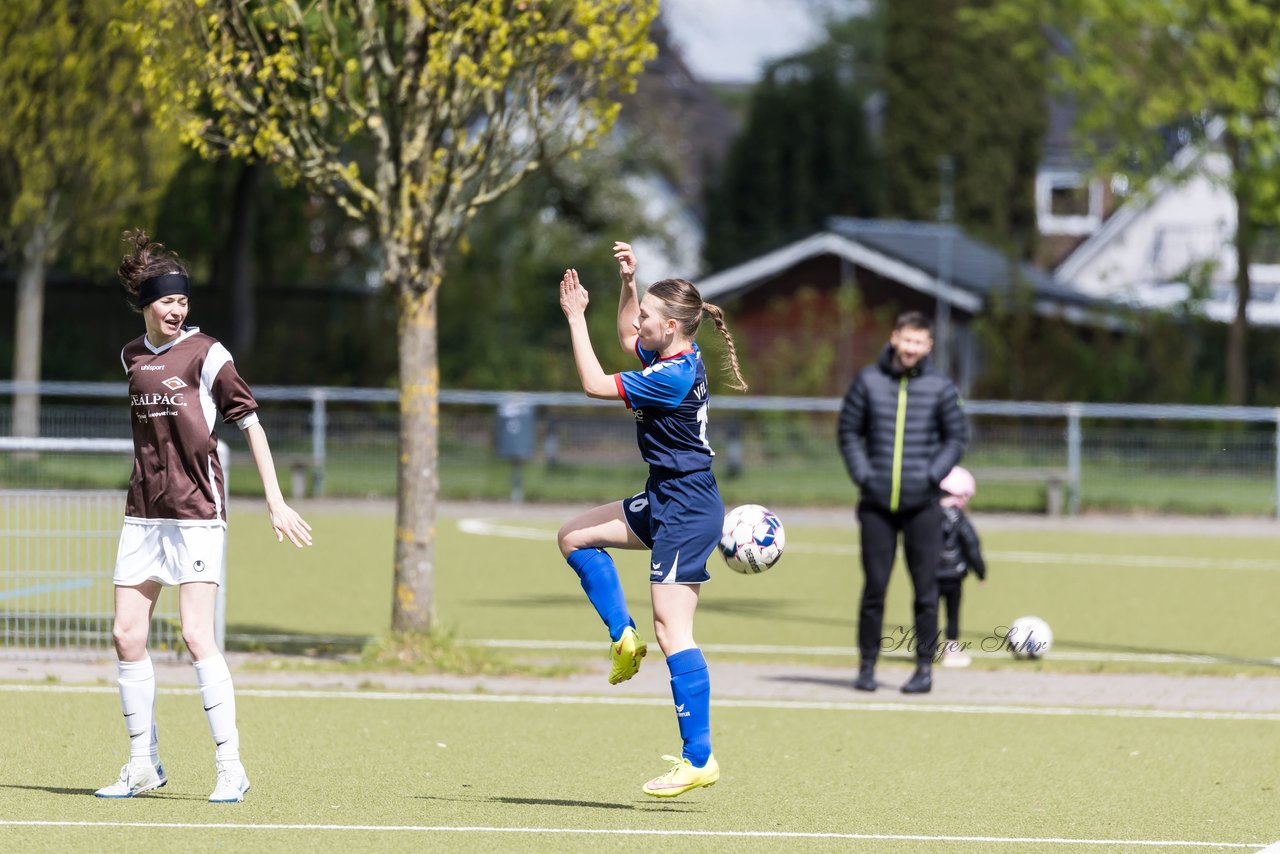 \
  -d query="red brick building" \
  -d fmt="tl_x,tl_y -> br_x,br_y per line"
697,218 -> 1114,396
